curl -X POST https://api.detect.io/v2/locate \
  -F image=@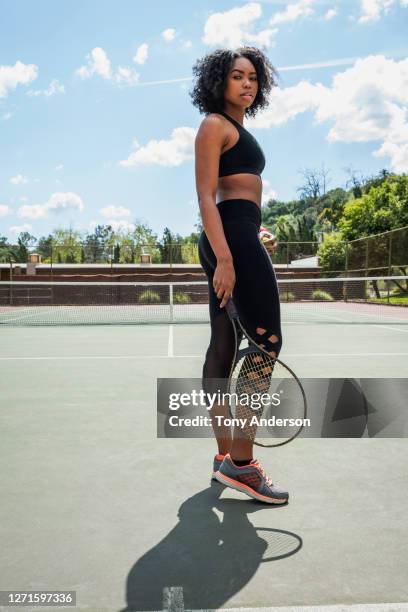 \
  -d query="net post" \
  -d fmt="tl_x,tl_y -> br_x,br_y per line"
169,283 -> 174,322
